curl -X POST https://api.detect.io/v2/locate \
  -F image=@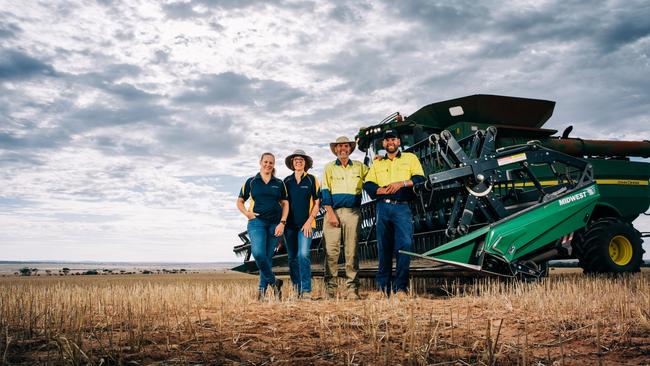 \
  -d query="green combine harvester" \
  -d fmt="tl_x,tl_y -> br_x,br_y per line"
233,94 -> 650,278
